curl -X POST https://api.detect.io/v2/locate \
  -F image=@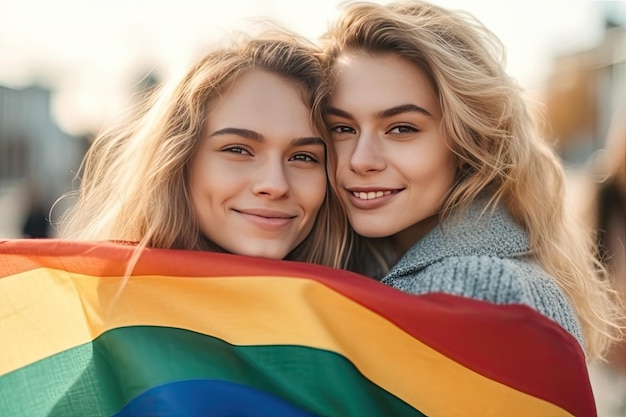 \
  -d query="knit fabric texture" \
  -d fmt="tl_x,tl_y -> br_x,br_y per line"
381,199 -> 585,348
